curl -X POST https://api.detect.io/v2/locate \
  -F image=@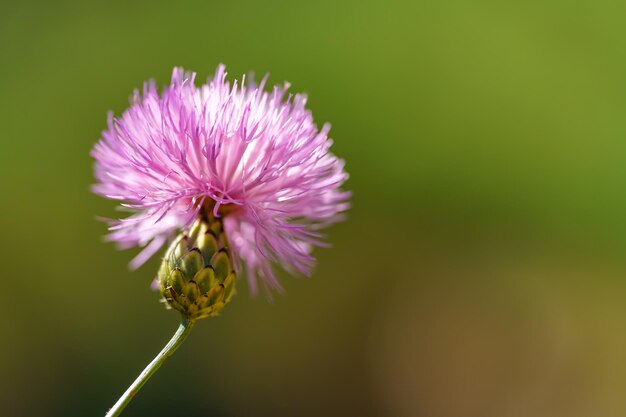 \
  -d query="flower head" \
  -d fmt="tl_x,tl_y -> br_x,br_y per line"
92,65 -> 349,294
